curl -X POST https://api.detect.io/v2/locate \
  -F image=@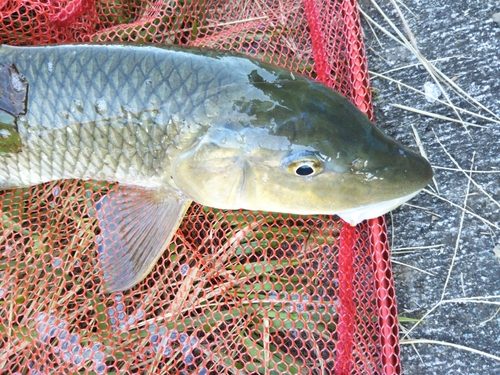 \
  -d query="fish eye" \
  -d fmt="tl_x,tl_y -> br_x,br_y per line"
295,164 -> 315,176
282,152 -> 324,177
